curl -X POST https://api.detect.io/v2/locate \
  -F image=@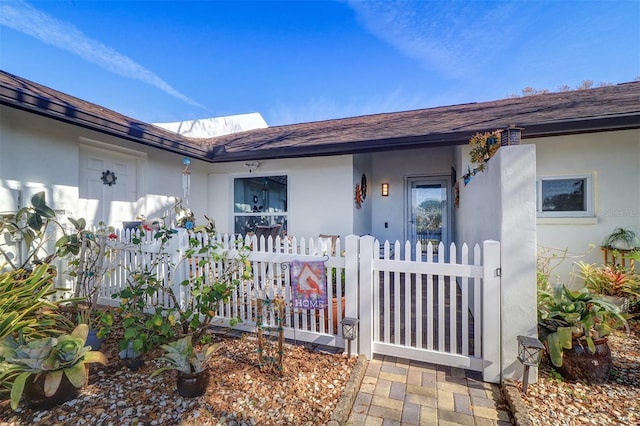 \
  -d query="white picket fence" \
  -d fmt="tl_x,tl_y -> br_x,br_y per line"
78,230 -> 500,382
94,229 -> 349,347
